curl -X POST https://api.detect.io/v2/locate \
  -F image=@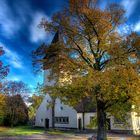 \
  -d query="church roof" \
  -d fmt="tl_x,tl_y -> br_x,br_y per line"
51,31 -> 59,44
74,97 -> 96,113
43,31 -> 60,60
